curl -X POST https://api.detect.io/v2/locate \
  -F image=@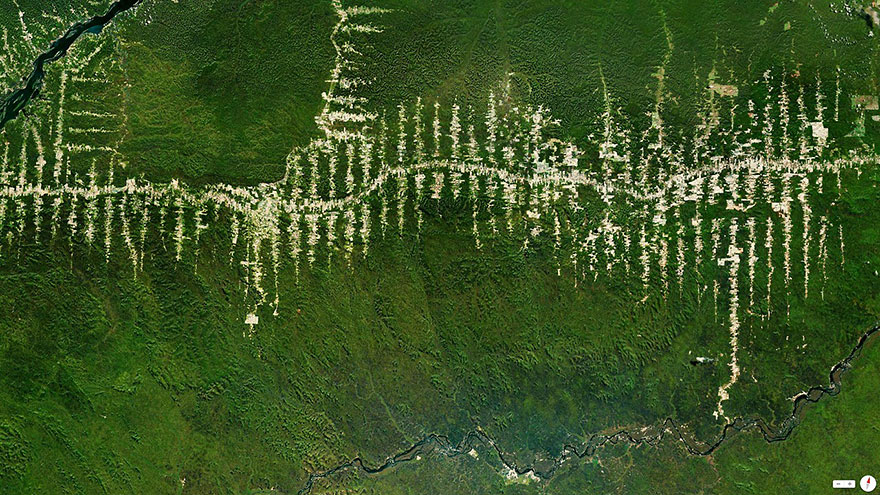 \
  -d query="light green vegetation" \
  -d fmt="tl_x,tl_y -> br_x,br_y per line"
314,336 -> 880,494
0,0 -> 878,494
